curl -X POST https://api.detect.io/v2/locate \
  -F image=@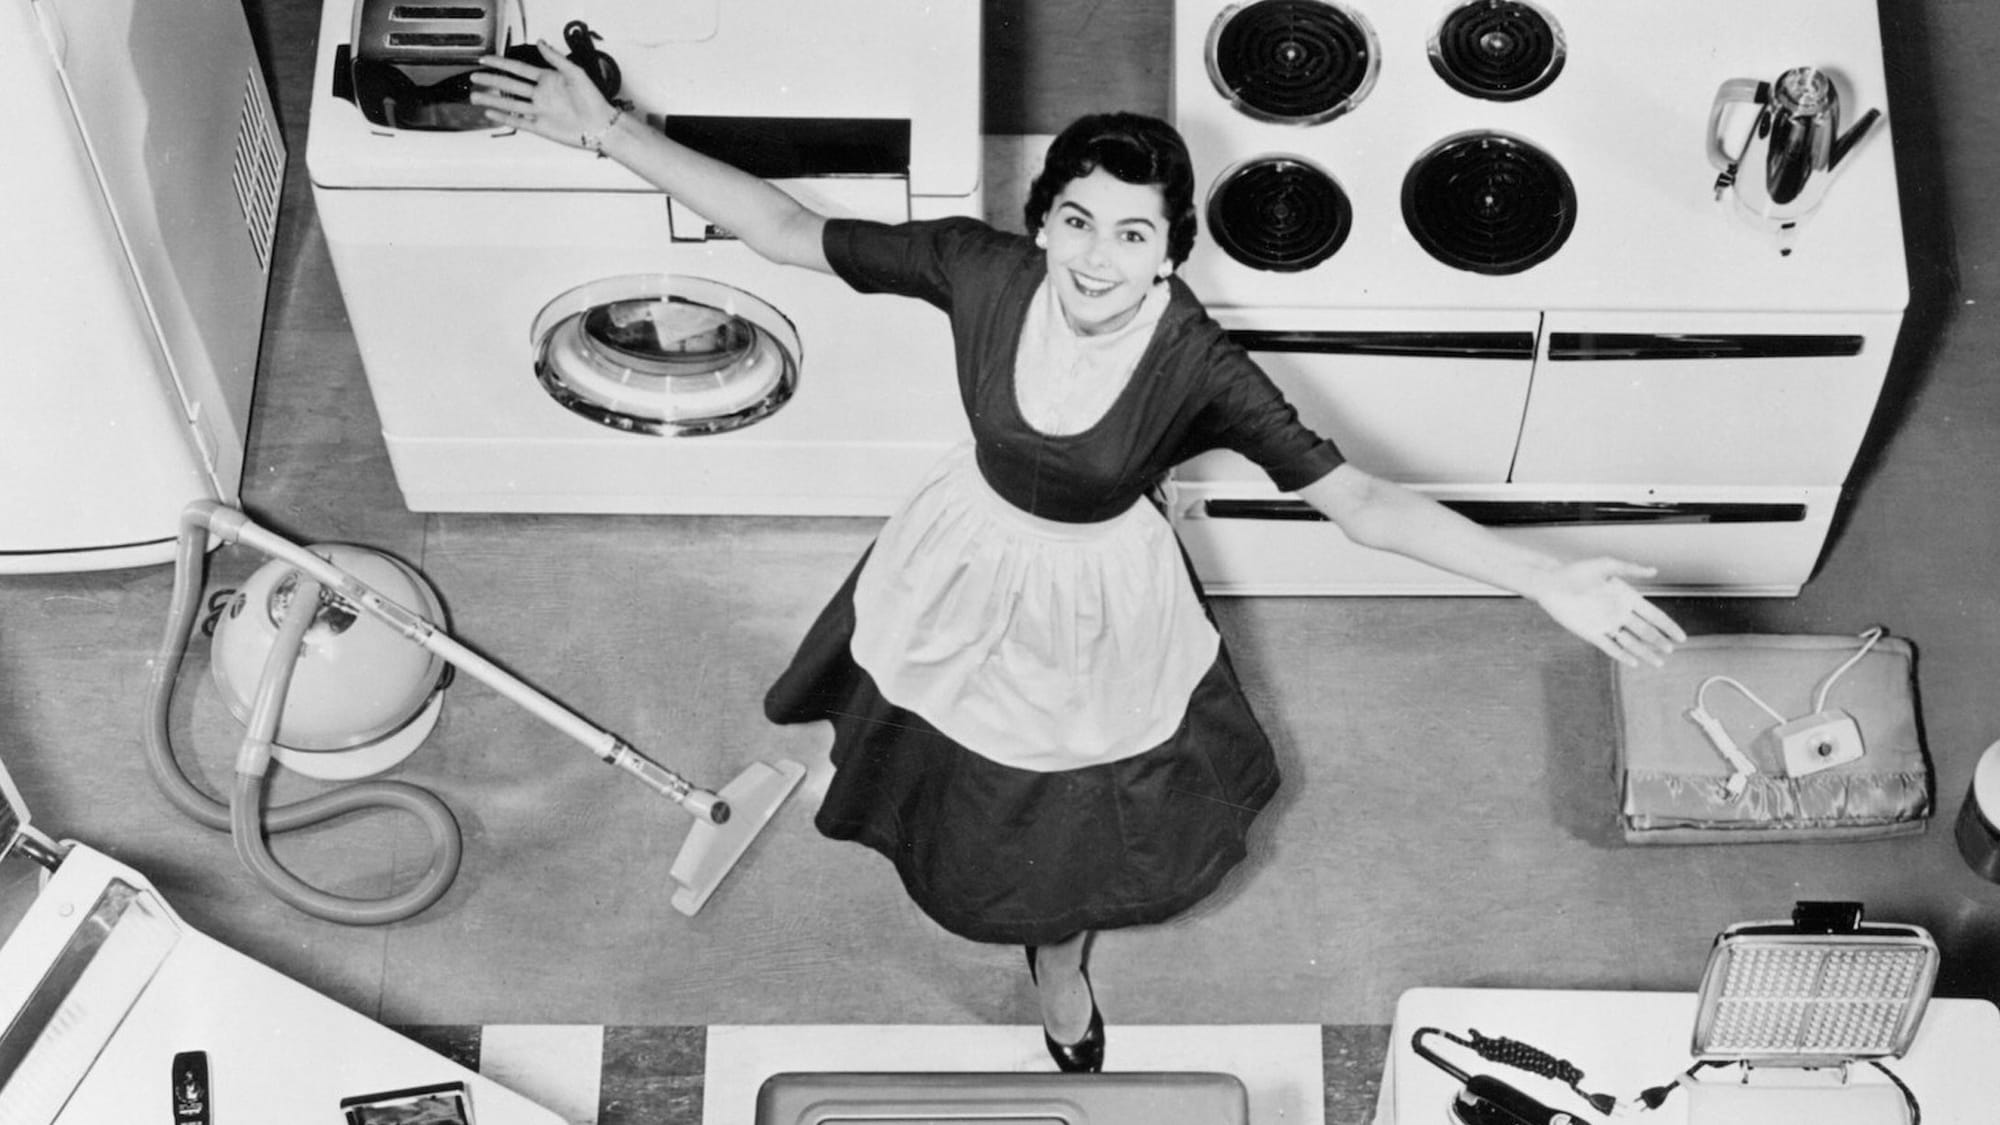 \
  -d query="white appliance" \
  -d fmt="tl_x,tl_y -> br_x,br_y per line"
306,0 -> 983,514
1167,0 -> 1905,595
0,0 -> 284,573
0,763 -> 563,1125
1375,988 -> 2000,1125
